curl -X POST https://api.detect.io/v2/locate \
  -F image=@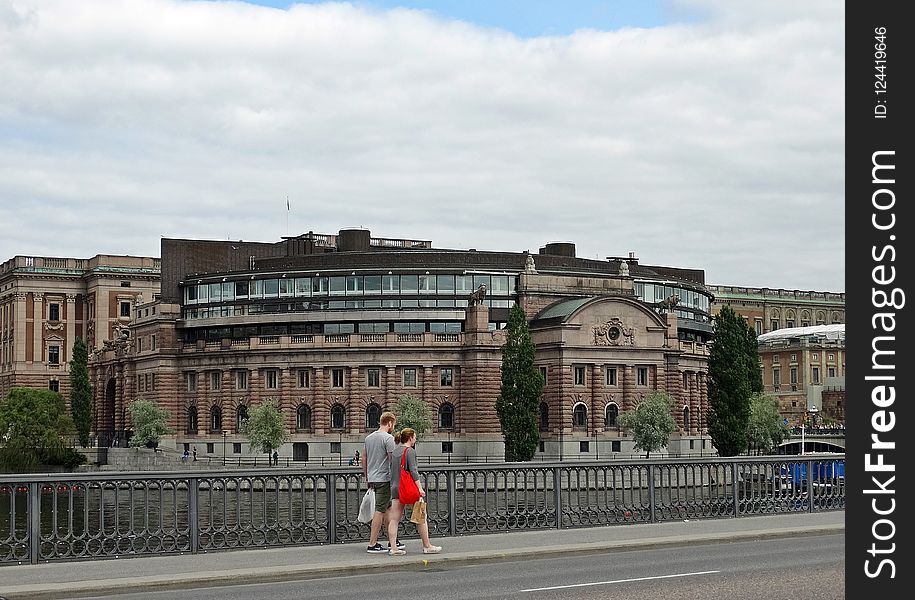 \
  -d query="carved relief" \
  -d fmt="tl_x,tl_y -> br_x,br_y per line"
45,321 -> 65,331
592,318 -> 634,346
